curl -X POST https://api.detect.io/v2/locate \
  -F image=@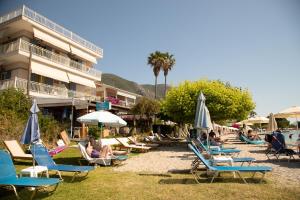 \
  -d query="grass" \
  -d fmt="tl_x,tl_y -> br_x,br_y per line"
1,148 -> 300,200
